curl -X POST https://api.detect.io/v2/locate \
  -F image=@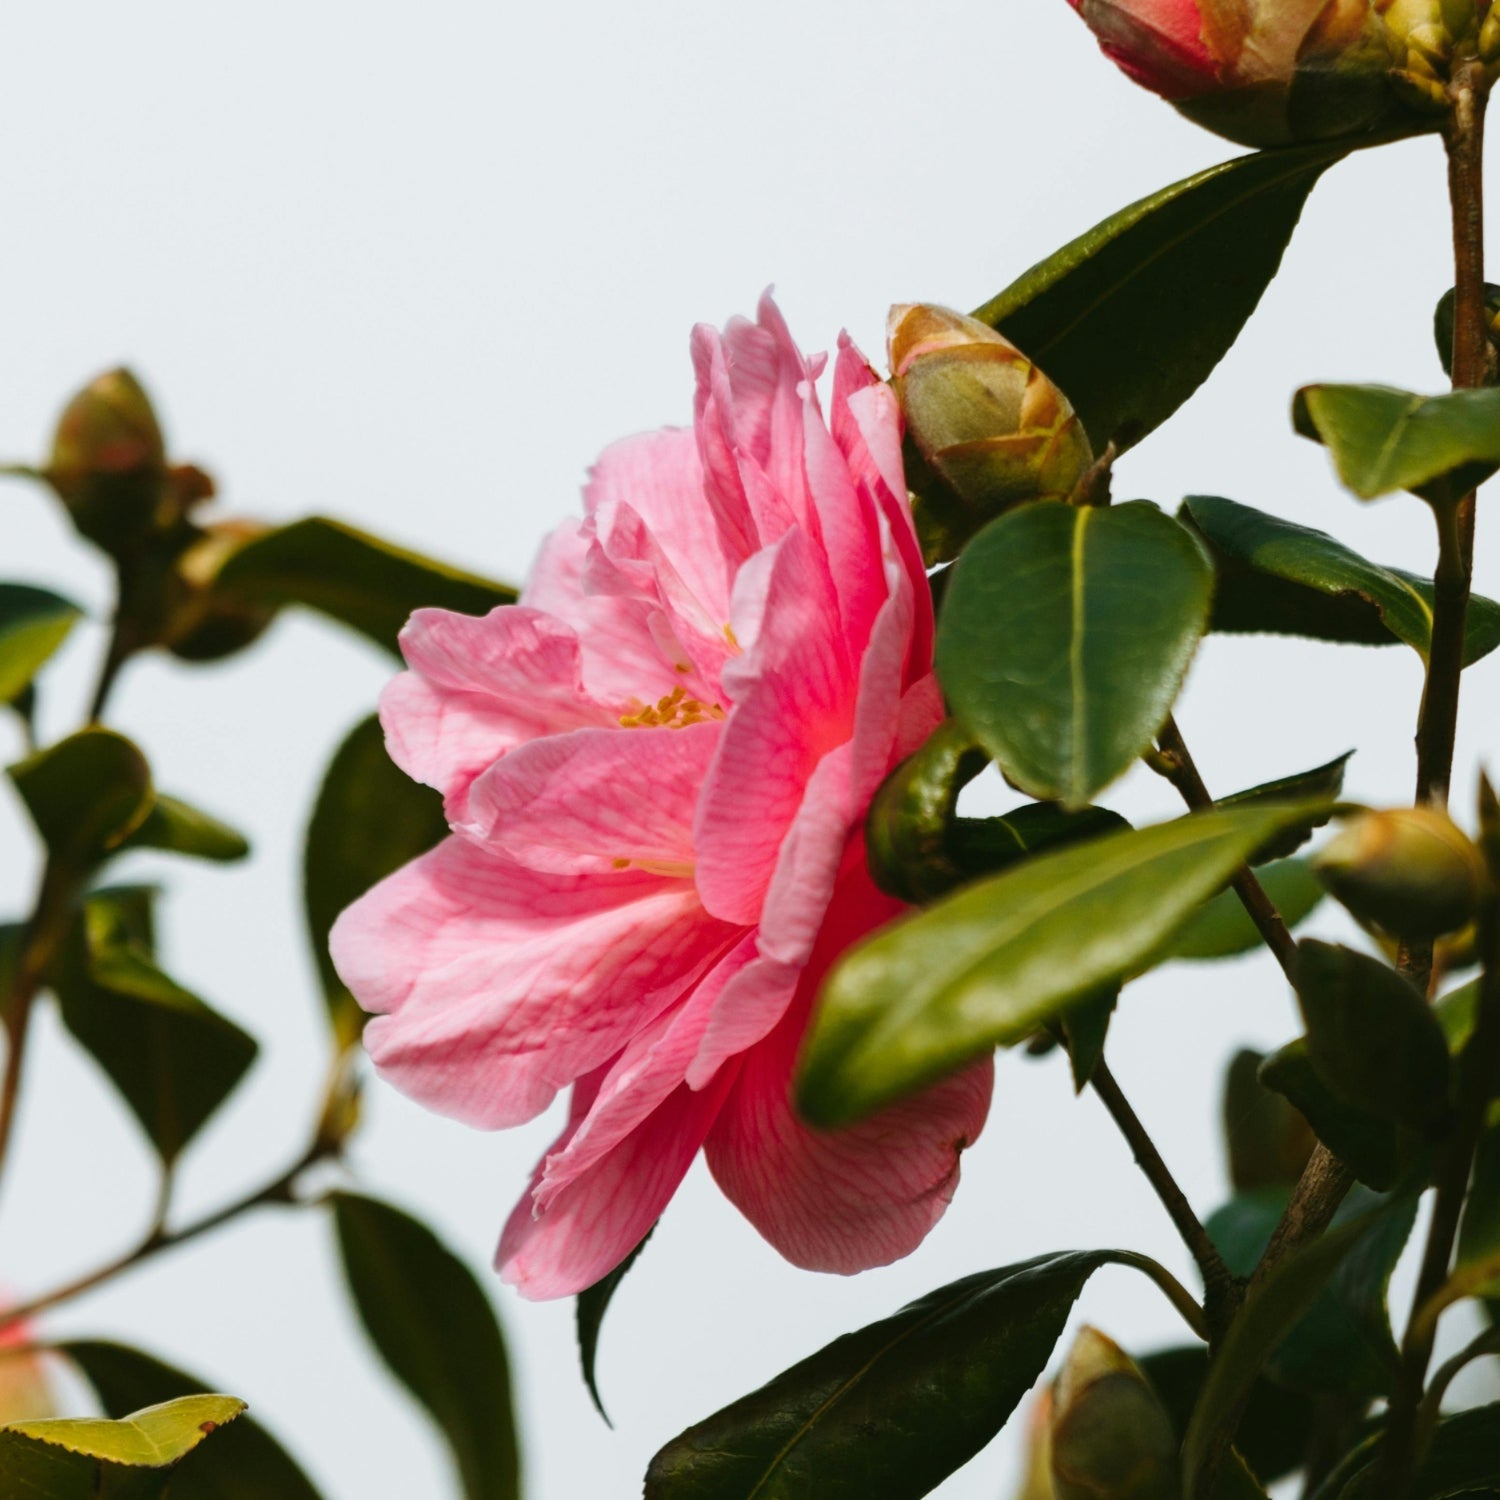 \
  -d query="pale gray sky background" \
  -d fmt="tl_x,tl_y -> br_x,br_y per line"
1,3 -> 1498,1497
